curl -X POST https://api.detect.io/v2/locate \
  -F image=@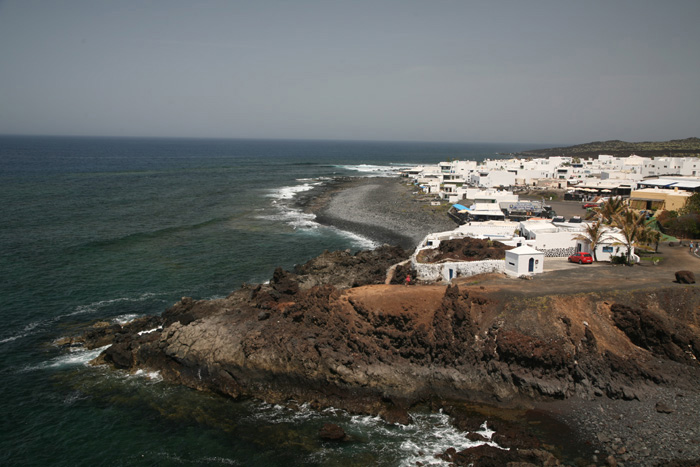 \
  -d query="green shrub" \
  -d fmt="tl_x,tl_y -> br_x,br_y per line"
610,255 -> 627,265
